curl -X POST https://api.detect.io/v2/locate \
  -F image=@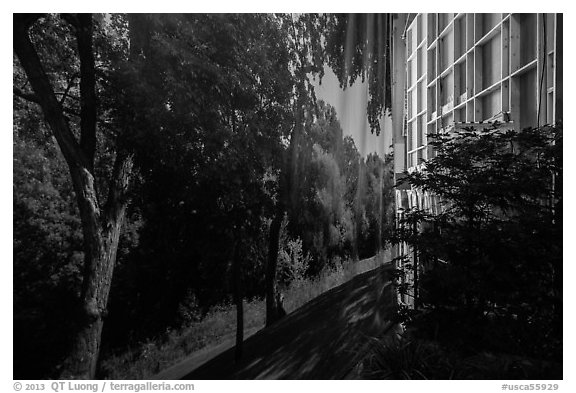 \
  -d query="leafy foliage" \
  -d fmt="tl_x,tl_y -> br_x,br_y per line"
13,13 -> 134,377
276,215 -> 312,288
102,13 -> 297,348
287,101 -> 394,274
13,13 -> 396,378
324,14 -> 392,134
395,124 -> 562,362
13,125 -> 83,378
